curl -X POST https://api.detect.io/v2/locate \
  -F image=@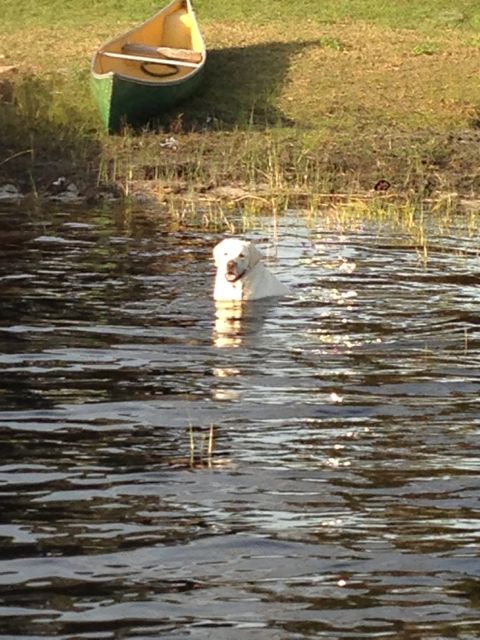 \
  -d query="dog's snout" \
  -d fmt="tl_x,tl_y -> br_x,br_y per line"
226,259 -> 236,271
